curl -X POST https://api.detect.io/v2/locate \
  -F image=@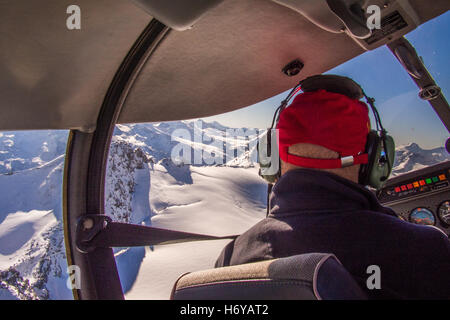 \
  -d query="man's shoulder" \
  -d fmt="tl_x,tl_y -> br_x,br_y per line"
266,208 -> 449,253
355,209 -> 448,241
215,218 -> 281,267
